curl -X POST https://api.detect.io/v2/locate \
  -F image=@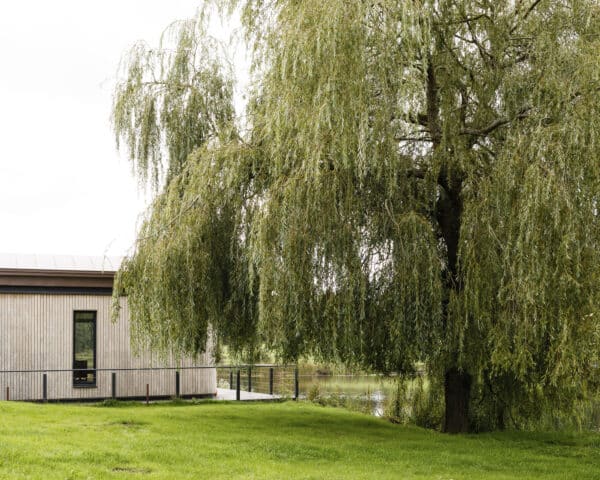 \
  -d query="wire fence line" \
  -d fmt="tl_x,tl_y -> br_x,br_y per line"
0,364 -> 299,403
